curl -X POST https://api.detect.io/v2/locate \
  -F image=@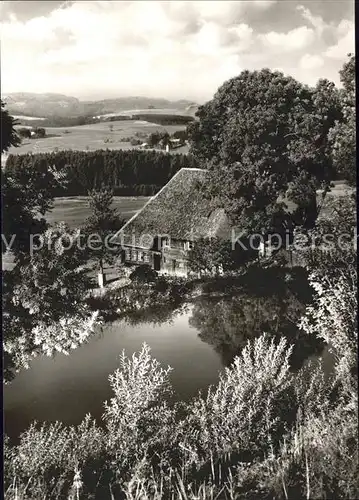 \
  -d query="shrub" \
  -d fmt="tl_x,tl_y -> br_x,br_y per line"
129,264 -> 158,283
17,127 -> 31,139
182,334 -> 294,463
5,416 -> 106,499
33,127 -> 46,138
103,344 -> 177,487
299,266 -> 357,397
